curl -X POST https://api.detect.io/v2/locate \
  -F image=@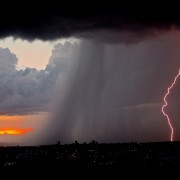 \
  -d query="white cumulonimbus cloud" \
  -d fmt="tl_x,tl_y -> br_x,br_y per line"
0,41 -> 78,115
